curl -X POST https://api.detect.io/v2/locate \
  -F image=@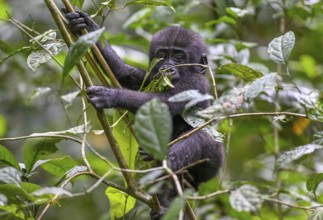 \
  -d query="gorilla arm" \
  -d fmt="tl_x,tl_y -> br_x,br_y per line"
64,10 -> 146,89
